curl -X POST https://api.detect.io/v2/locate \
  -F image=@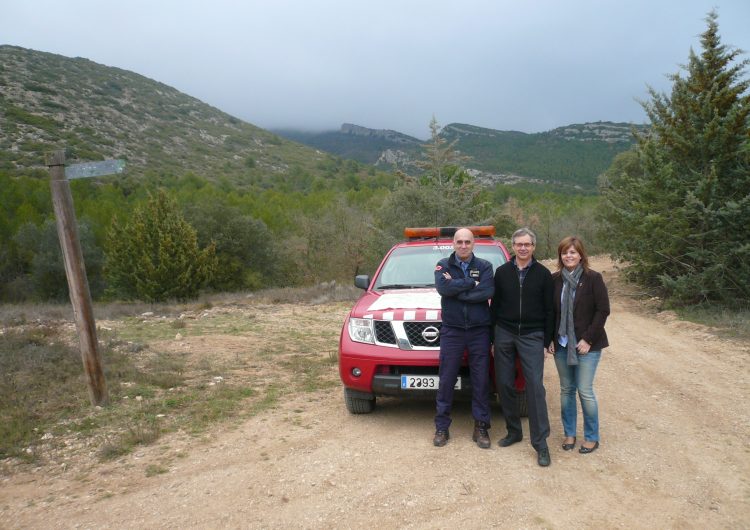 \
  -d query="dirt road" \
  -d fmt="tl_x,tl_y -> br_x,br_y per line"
2,259 -> 749,529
